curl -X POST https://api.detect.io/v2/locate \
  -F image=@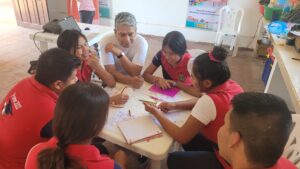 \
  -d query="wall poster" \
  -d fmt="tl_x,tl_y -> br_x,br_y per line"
186,0 -> 228,31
